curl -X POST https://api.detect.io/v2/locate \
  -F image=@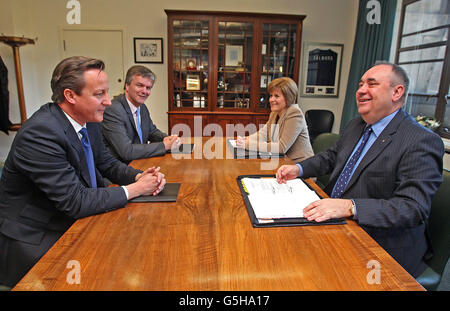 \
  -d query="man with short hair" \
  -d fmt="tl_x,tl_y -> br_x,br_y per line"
0,56 -> 166,287
276,62 -> 444,277
102,65 -> 179,164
